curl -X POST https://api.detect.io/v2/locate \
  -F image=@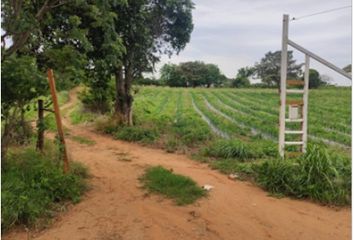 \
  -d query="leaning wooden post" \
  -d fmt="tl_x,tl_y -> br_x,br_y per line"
47,69 -> 70,173
36,99 -> 44,152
